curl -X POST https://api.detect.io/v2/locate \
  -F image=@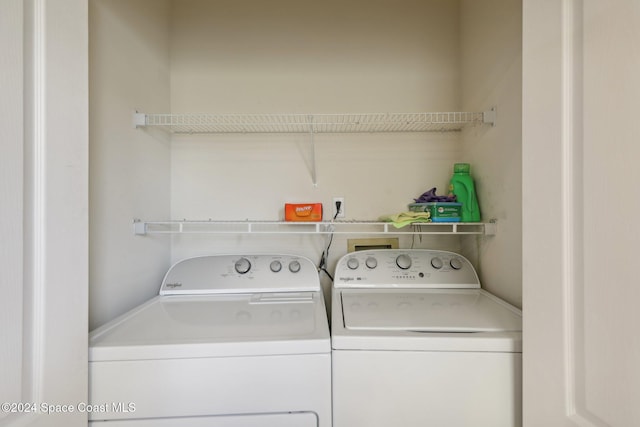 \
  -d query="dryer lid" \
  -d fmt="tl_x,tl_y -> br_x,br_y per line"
89,292 -> 330,361
340,289 -> 522,332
